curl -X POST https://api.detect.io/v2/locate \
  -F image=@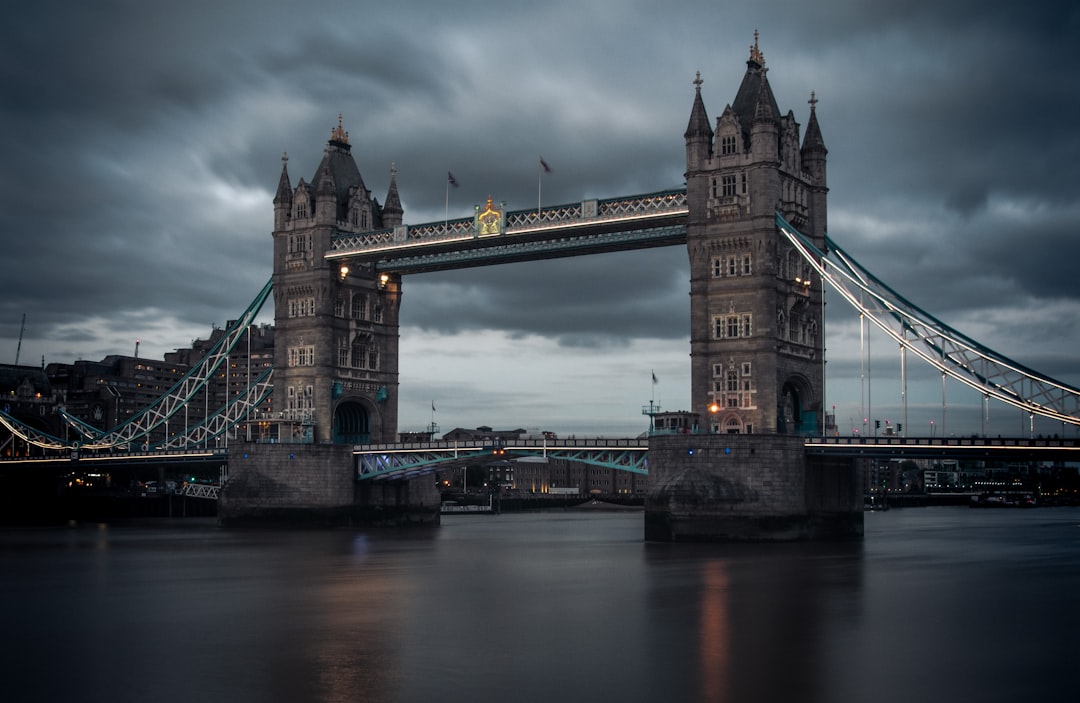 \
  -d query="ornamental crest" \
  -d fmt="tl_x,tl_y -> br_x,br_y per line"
475,196 -> 504,237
